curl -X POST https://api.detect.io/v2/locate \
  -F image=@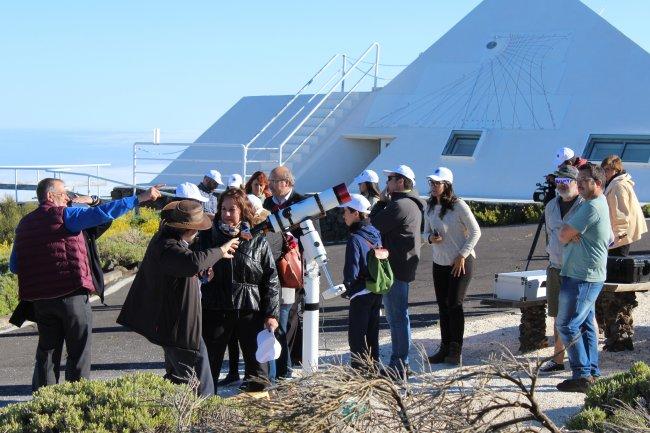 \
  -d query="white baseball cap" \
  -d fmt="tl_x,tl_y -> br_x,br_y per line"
205,170 -> 223,184
247,194 -> 263,211
227,173 -> 243,188
175,182 -> 208,203
383,164 -> 416,186
255,329 -> 282,363
353,169 -> 379,185
427,167 -> 454,184
554,147 -> 575,166
339,193 -> 372,214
